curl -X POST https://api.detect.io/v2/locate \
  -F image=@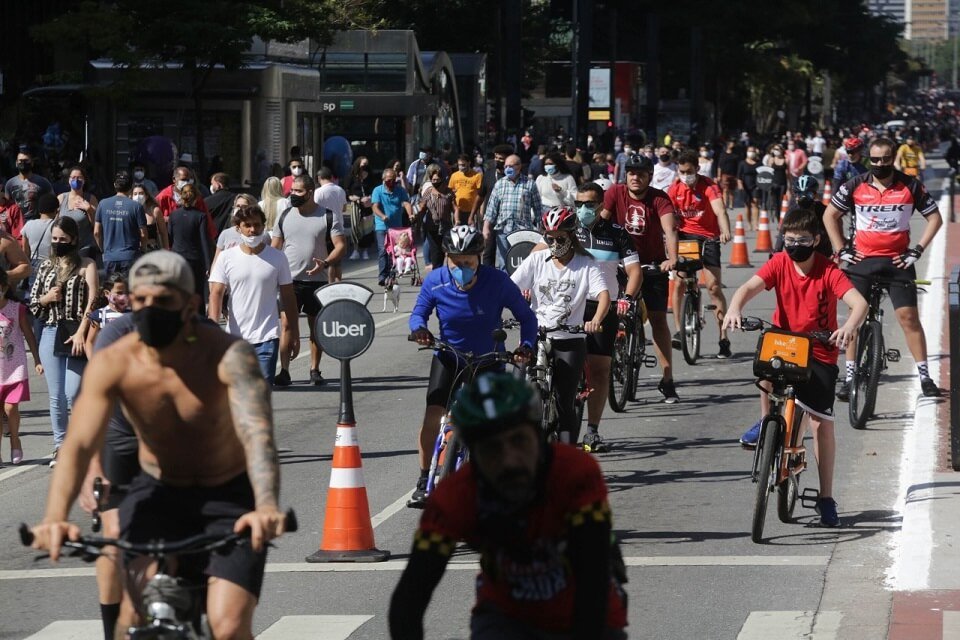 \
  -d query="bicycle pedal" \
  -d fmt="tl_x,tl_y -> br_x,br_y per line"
642,355 -> 658,367
886,349 -> 901,363
800,487 -> 820,510
704,304 -> 717,311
